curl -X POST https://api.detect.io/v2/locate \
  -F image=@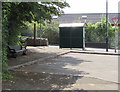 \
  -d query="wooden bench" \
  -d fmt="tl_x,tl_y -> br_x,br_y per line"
8,45 -> 27,58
